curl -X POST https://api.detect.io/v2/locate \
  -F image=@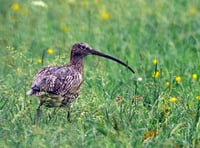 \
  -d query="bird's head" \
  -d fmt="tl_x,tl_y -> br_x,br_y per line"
71,42 -> 92,57
70,42 -> 135,73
